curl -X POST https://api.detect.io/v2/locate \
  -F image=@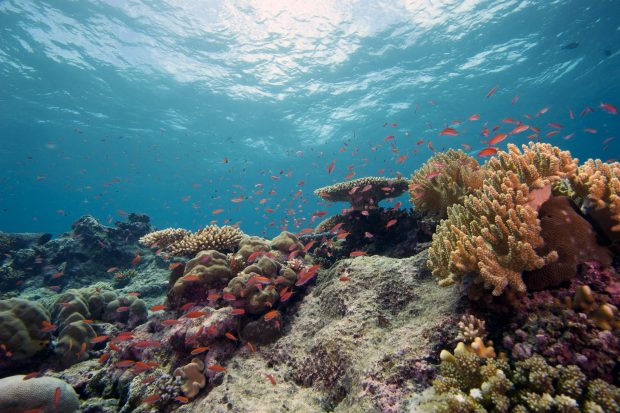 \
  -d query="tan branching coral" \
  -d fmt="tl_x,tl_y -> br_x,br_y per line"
456,314 -> 486,344
409,149 -> 485,217
174,358 -> 206,398
428,143 -> 579,296
138,228 -> 190,248
314,177 -> 409,210
168,225 -> 245,257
